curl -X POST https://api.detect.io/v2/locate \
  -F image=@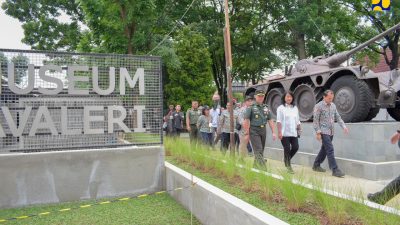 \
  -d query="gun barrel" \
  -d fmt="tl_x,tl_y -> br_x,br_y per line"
326,22 -> 400,67
346,22 -> 400,57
